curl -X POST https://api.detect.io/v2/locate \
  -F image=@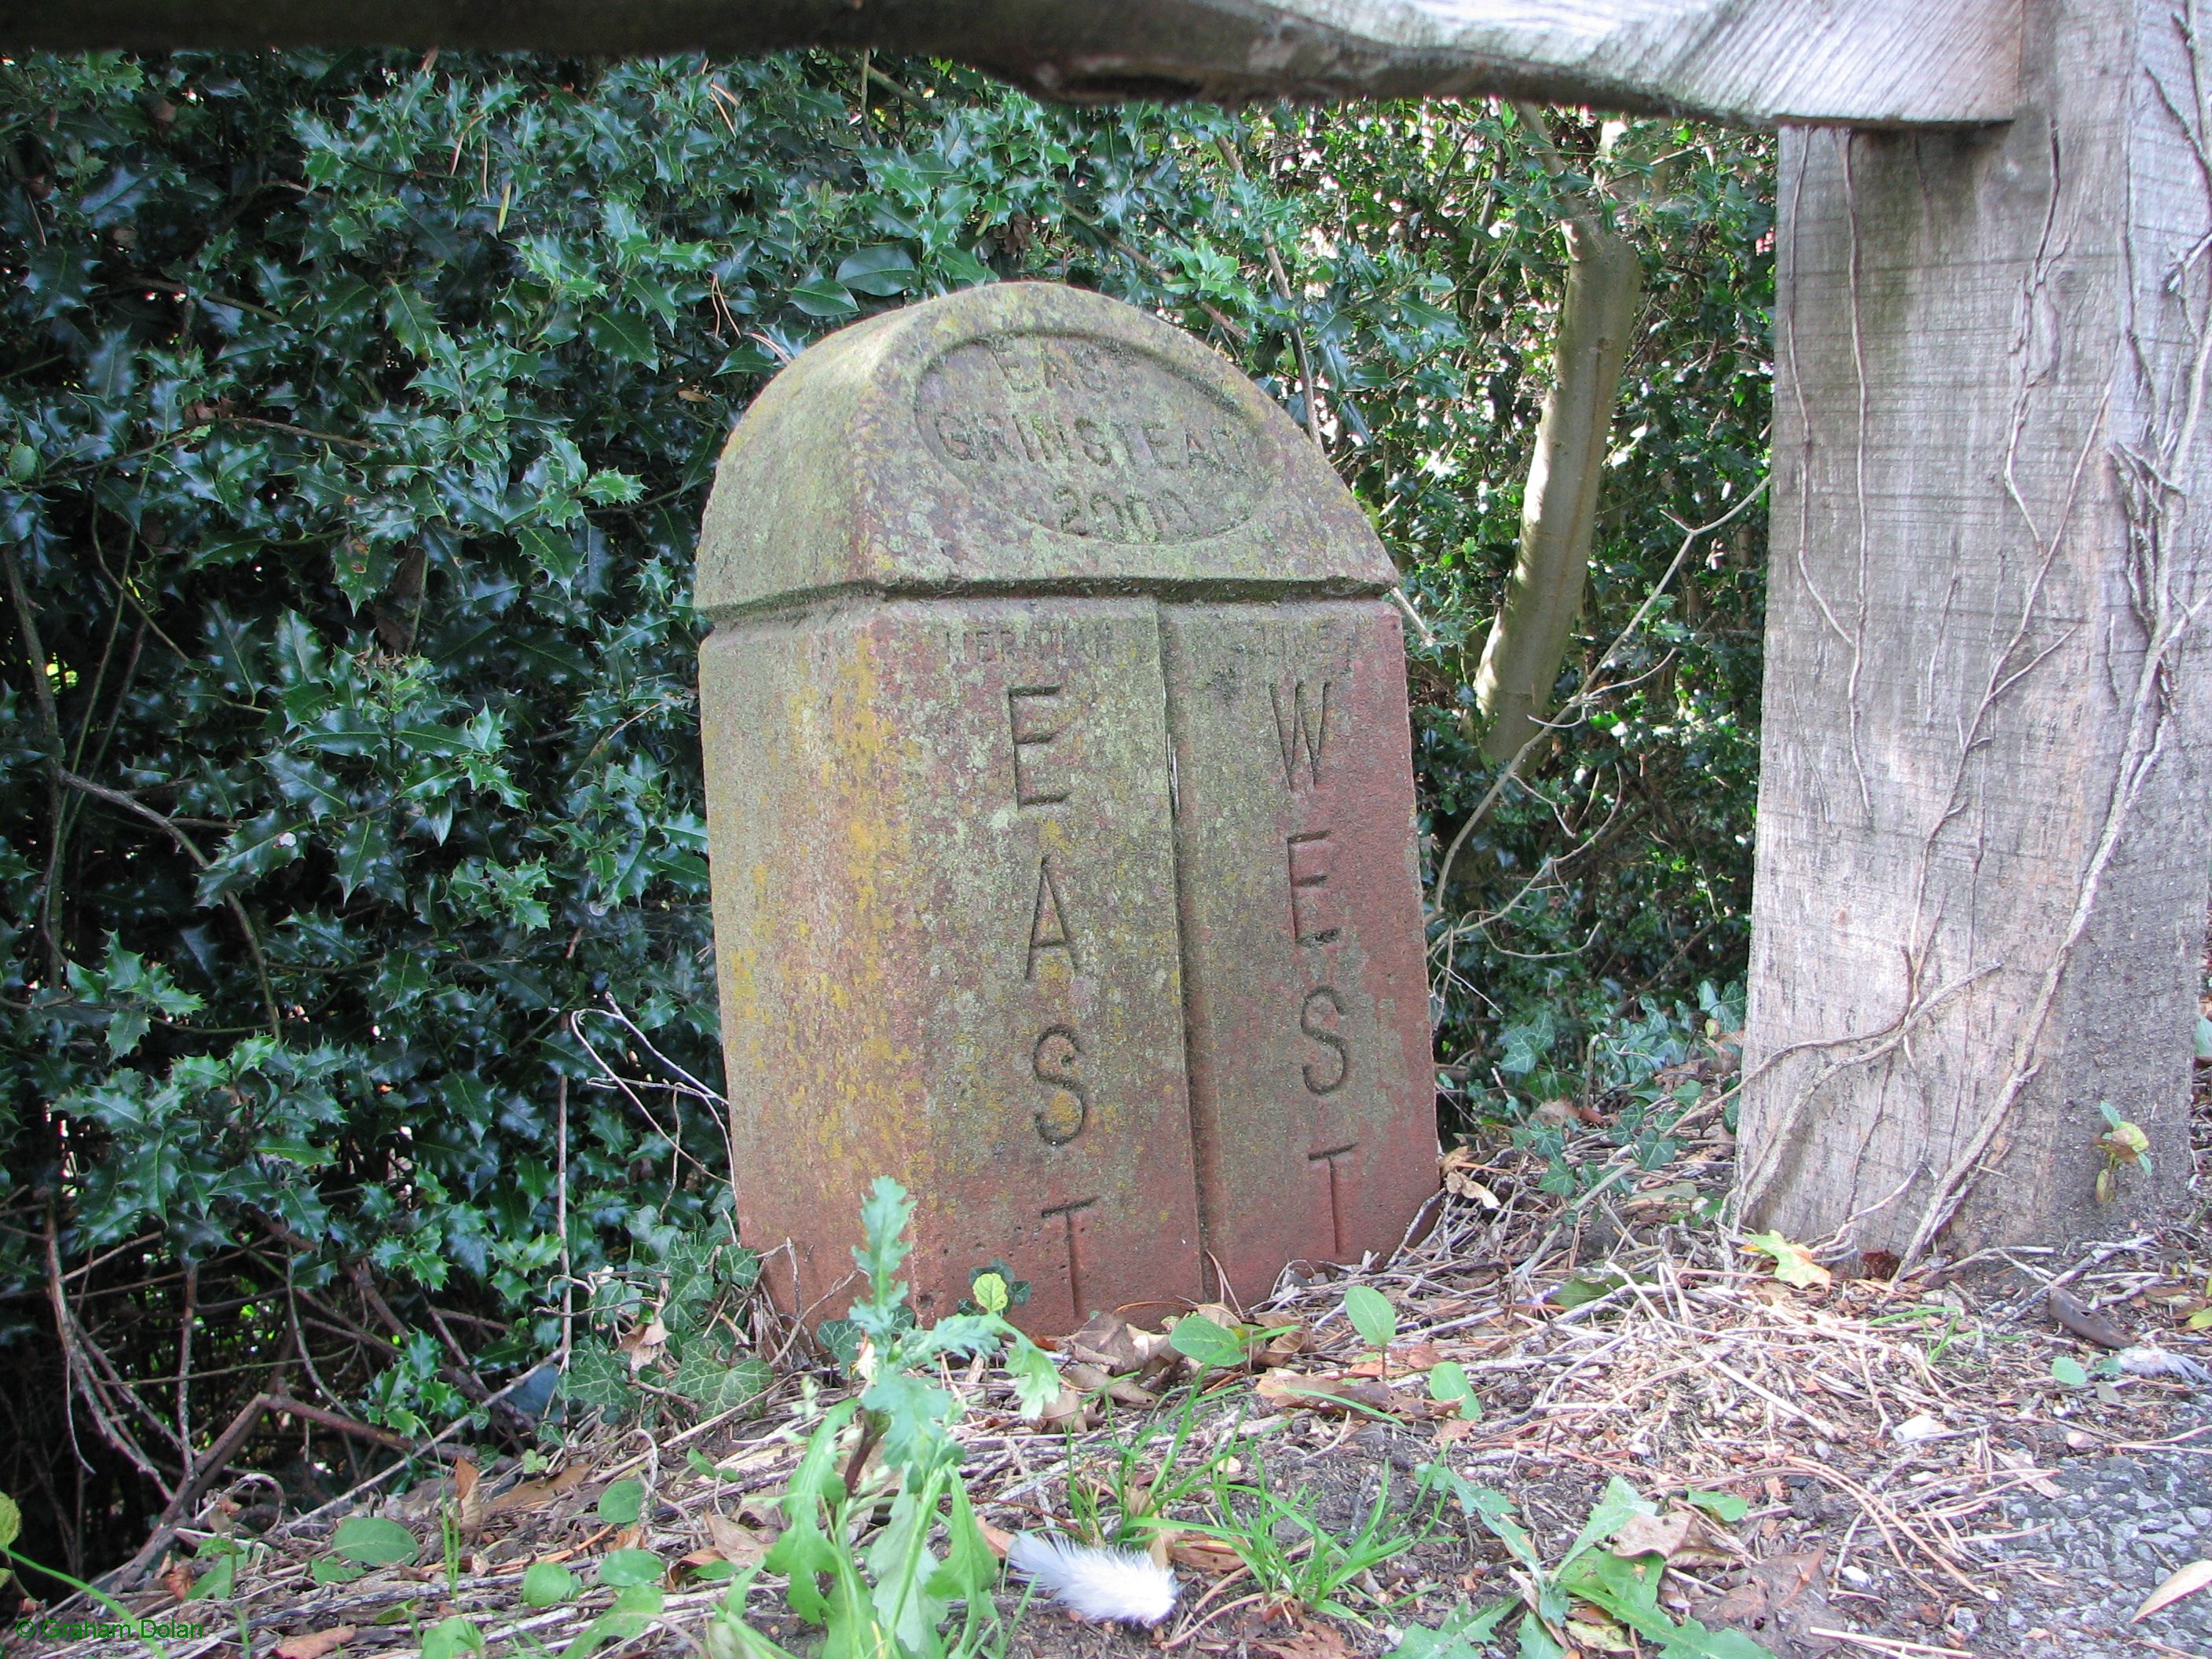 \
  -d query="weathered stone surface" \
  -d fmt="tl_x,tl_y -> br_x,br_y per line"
701,598 -> 1203,1330
1161,602 -> 1437,1298
697,282 -> 1437,1328
694,284 -> 1390,613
